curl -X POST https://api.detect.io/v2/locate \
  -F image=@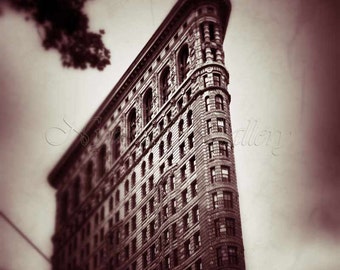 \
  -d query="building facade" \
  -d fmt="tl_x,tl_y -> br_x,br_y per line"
48,0 -> 246,269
